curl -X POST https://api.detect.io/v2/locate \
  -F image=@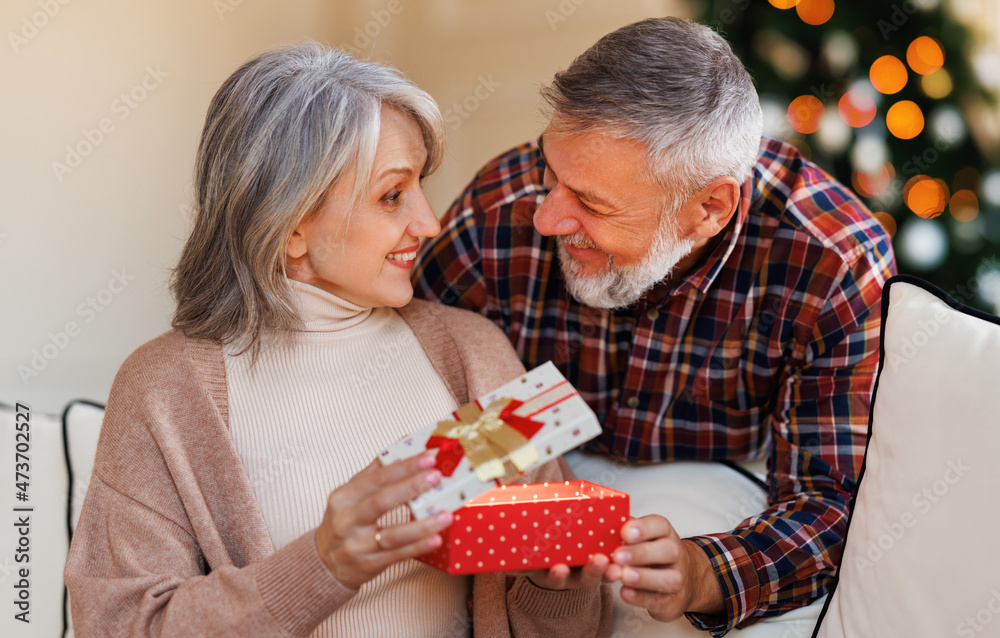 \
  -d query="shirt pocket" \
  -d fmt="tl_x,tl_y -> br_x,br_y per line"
665,398 -> 769,461
690,343 -> 751,409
